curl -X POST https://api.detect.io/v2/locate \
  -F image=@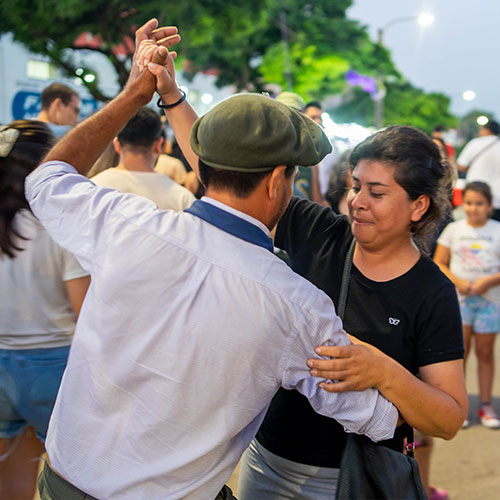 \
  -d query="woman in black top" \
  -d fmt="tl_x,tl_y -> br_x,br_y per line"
238,126 -> 467,499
